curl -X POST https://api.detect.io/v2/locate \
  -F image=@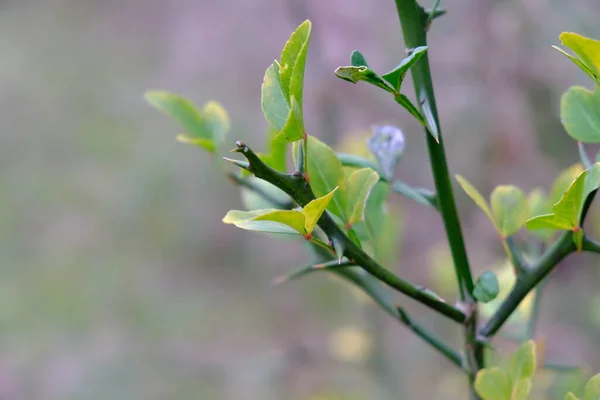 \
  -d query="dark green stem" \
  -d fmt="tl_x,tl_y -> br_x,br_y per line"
392,0 -> 481,393
230,141 -> 466,323
479,232 -> 575,337
582,236 -> 600,253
